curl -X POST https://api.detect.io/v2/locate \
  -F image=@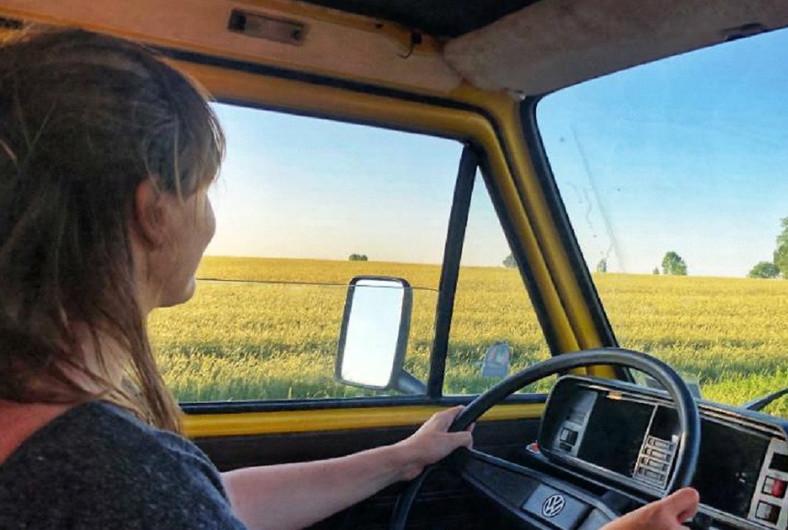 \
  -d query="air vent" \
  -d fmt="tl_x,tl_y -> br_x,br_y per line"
634,435 -> 676,488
